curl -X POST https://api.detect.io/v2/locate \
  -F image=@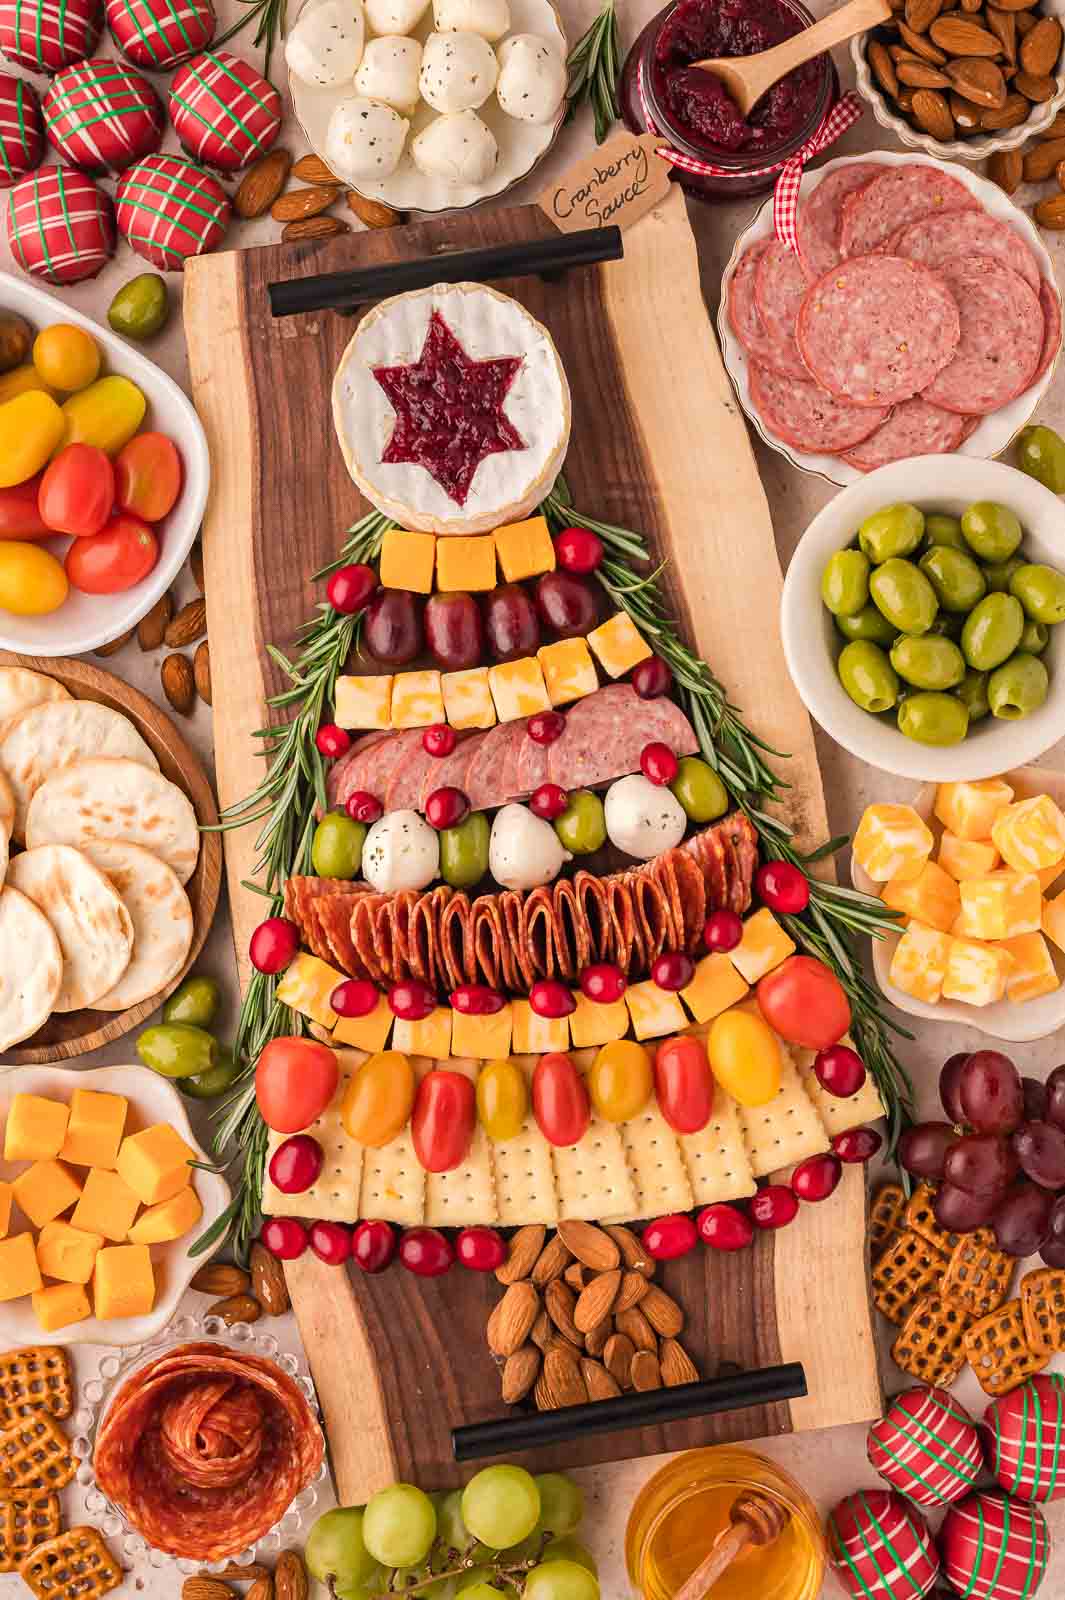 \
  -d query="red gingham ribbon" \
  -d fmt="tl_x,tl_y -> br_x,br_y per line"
636,61 -> 864,247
